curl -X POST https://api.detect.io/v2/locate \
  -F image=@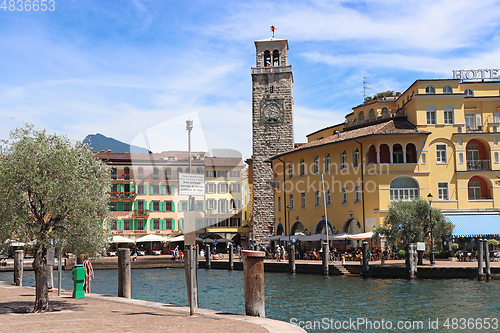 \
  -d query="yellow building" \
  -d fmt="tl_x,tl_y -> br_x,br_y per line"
204,157 -> 249,243
269,76 -> 500,245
